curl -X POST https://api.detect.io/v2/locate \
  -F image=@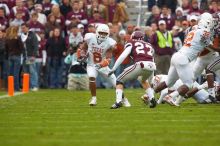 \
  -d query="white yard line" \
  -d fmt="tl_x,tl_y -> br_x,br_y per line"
0,92 -> 24,99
